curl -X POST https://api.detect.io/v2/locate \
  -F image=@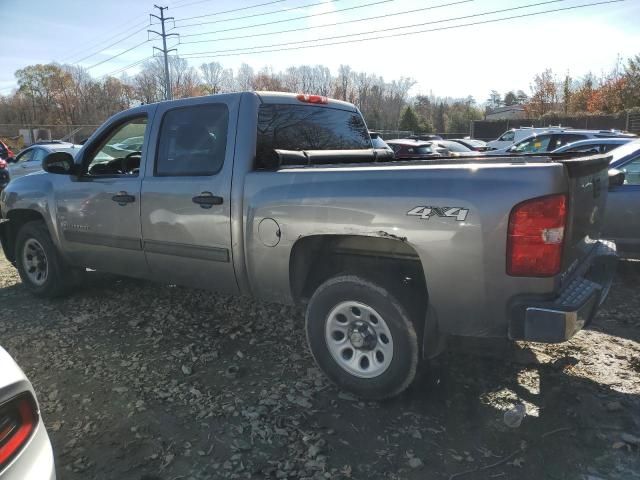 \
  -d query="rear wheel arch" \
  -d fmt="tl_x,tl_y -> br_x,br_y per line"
289,234 -> 439,357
